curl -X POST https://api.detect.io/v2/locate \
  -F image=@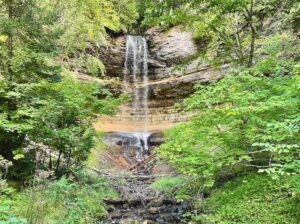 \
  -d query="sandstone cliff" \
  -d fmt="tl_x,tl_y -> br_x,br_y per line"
94,26 -> 227,132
